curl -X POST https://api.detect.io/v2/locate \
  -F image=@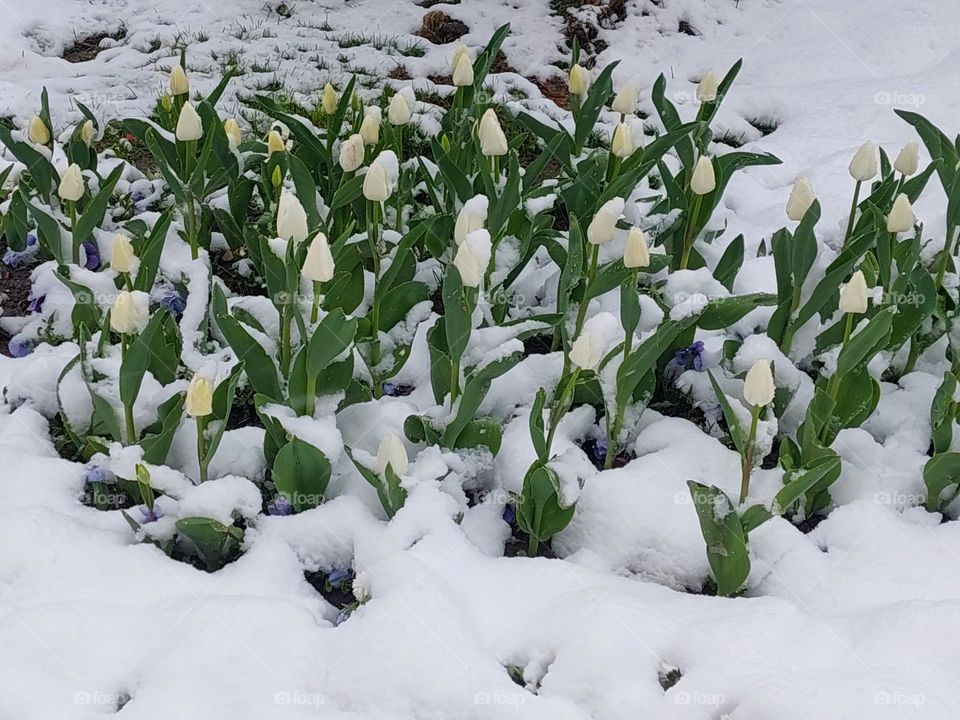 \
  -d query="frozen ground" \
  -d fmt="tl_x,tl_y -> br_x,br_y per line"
2,0 -> 960,718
